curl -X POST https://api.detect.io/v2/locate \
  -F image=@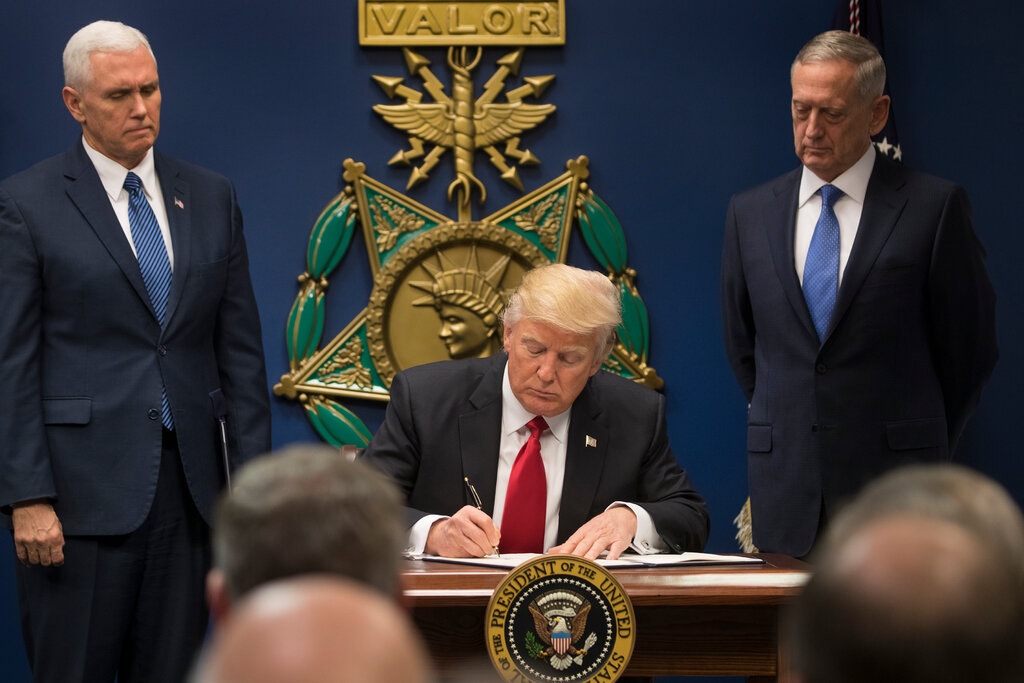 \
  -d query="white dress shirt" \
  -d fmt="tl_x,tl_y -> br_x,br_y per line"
82,138 -> 174,268
794,145 -> 875,286
408,364 -> 666,555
